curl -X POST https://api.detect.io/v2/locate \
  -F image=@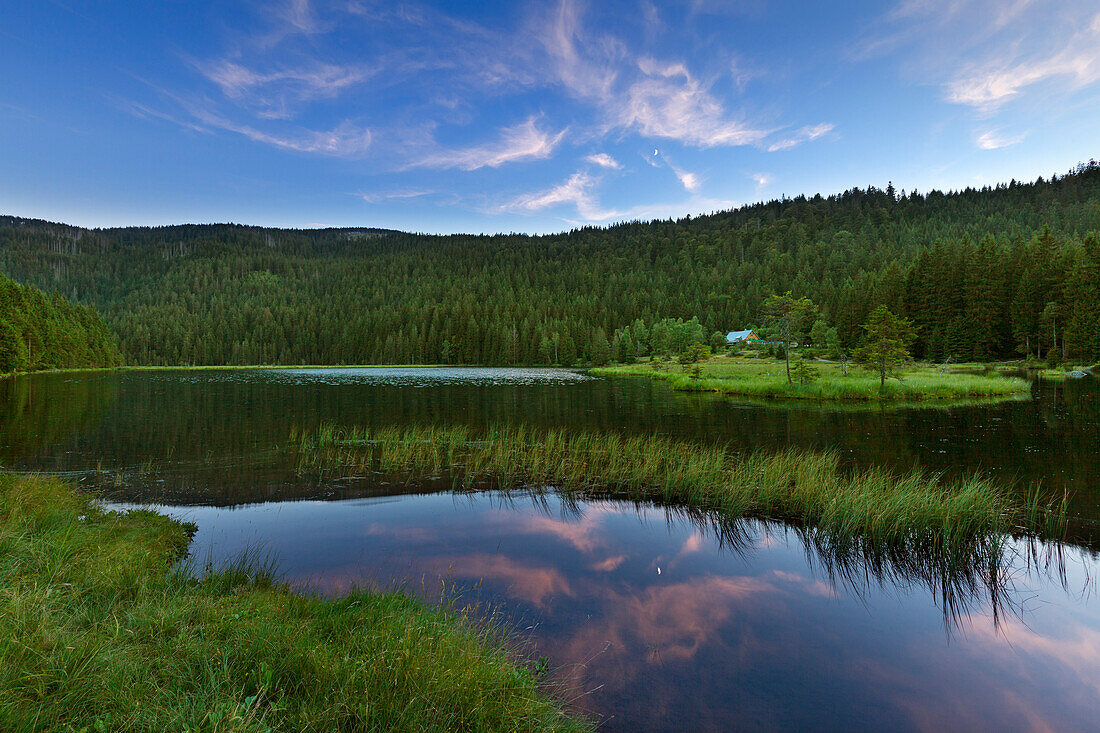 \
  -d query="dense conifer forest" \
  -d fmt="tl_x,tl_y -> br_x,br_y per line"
0,270 -> 121,373
1,162 -> 1098,366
